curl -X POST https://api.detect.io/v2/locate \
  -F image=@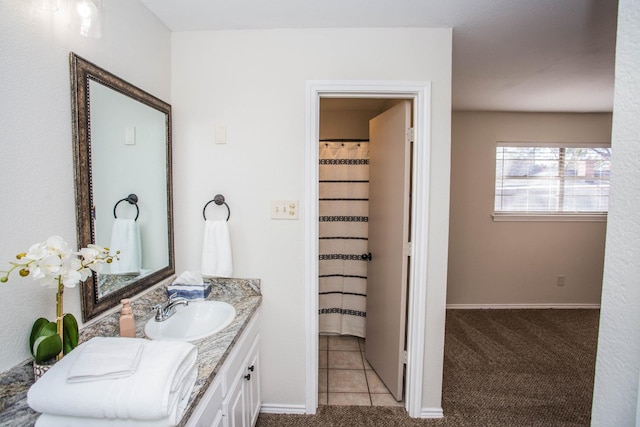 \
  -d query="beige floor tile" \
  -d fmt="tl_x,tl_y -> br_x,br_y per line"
318,392 -> 328,406
319,335 -> 328,351
365,369 -> 390,394
319,350 -> 328,369
371,392 -> 404,407
318,368 -> 328,392
328,392 -> 371,406
328,369 -> 368,393
328,335 -> 360,351
358,337 -> 365,352
328,351 -> 364,369
362,352 -> 372,370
